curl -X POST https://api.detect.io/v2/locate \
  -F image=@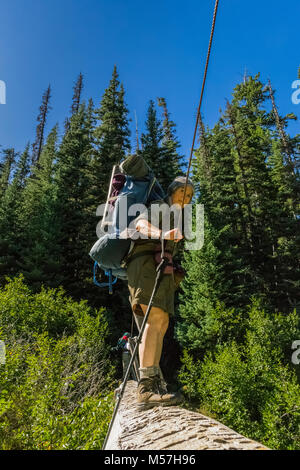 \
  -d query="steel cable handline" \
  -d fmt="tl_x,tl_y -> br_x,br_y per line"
102,0 -> 220,450
181,0 -> 219,211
